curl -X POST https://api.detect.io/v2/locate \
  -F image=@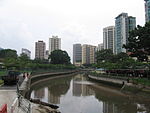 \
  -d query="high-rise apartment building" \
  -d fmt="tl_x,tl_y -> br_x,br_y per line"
144,0 -> 150,22
128,16 -> 136,31
49,36 -> 61,54
115,13 -> 136,54
115,13 -> 128,54
21,48 -> 31,58
82,45 -> 96,64
45,50 -> 49,60
35,40 -> 46,59
96,43 -> 104,51
0,47 -> 3,51
73,44 -> 82,65
89,46 -> 96,64
103,26 -> 115,53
